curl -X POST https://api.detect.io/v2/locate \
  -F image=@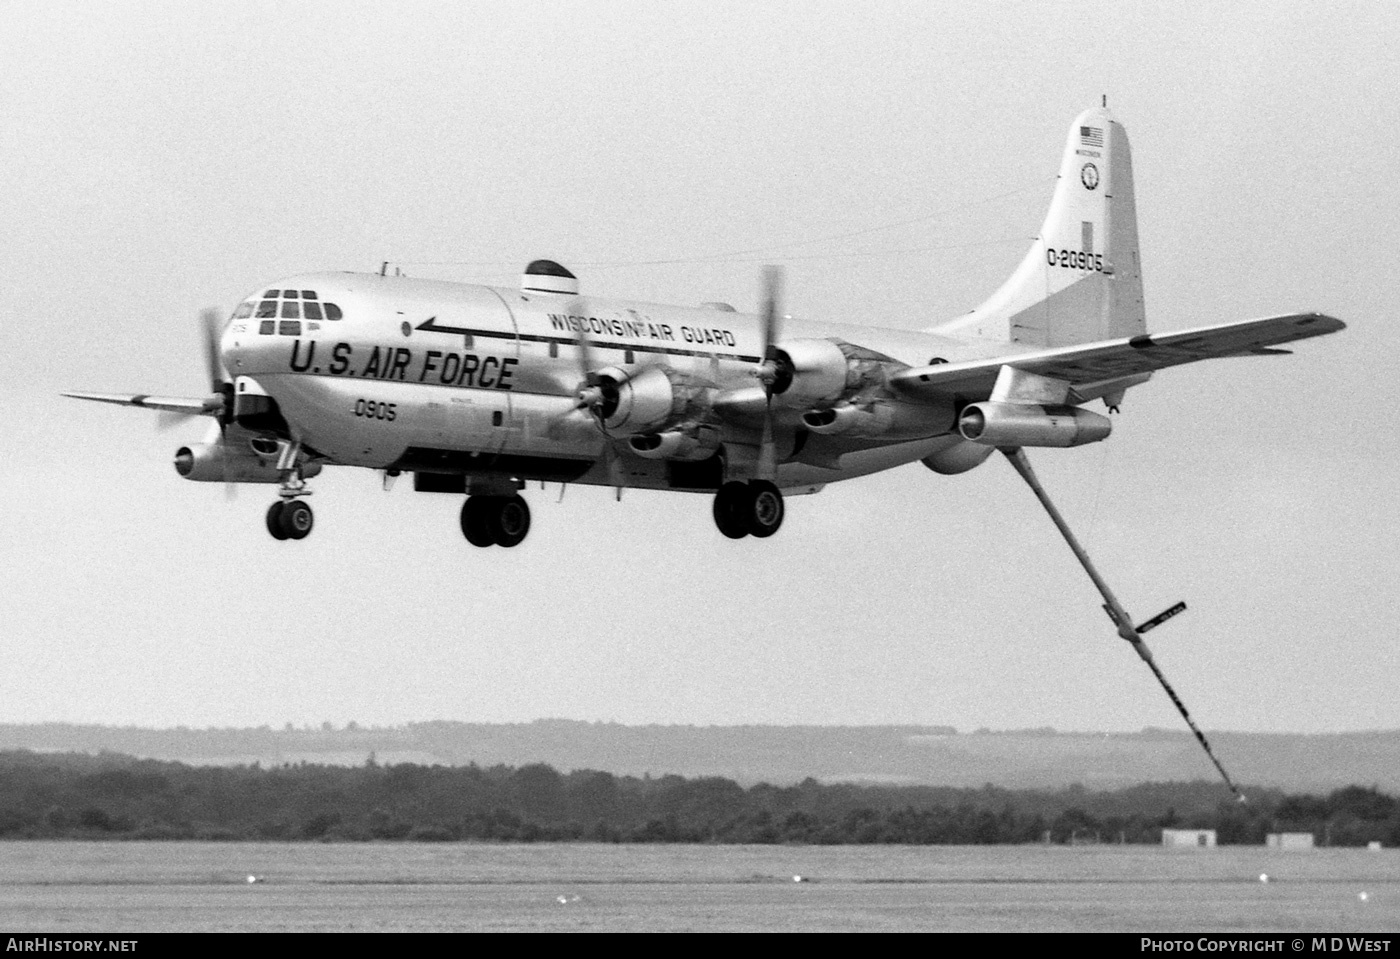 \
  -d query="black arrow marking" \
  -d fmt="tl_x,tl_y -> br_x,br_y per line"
415,316 -> 470,336
415,316 -> 478,348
